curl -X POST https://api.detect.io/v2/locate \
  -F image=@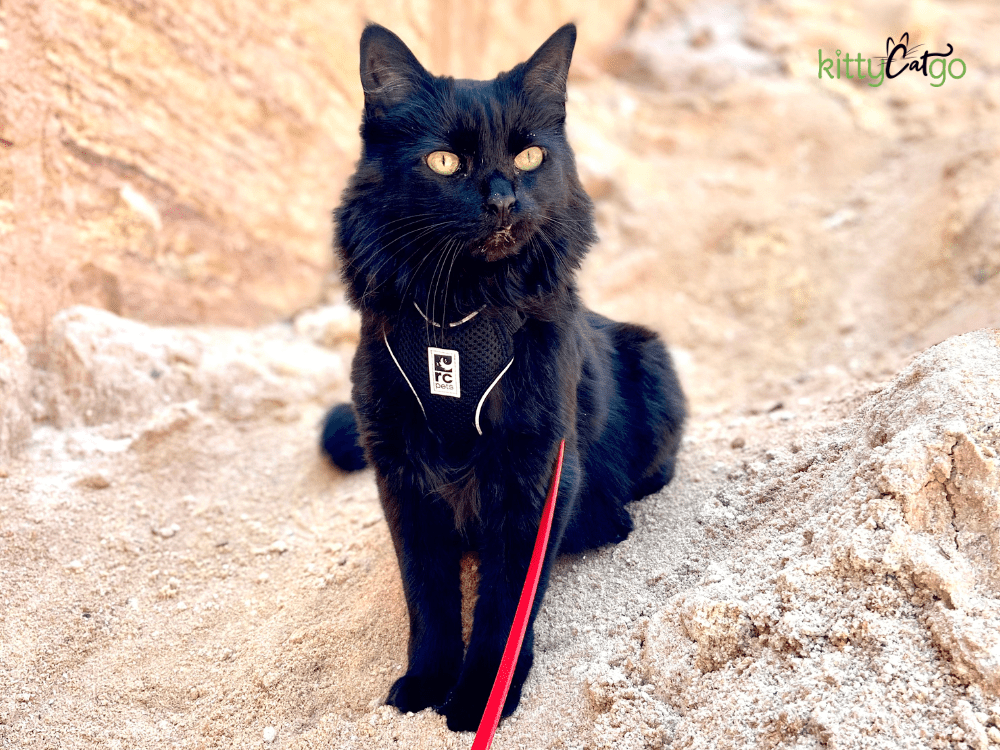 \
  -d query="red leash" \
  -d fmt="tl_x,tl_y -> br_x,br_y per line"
470,439 -> 565,750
